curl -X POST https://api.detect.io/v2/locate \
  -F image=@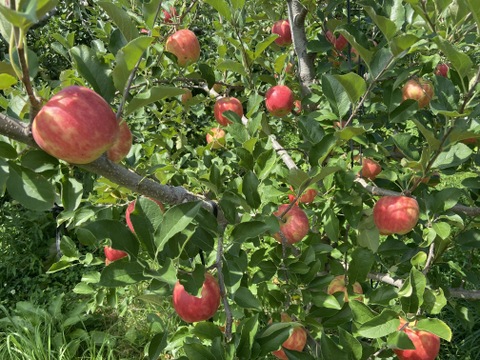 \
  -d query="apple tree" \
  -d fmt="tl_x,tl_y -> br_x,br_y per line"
0,0 -> 479,359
